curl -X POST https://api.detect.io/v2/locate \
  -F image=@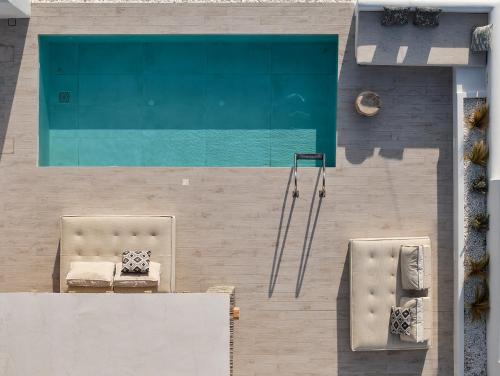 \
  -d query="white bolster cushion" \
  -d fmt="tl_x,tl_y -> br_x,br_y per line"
400,297 -> 428,343
66,261 -> 115,287
114,262 -> 161,288
400,245 -> 429,290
